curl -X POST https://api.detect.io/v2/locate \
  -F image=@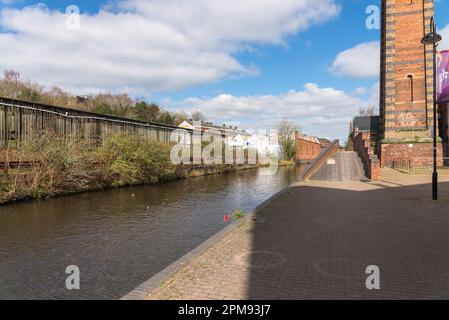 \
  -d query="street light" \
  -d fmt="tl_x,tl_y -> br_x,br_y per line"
421,17 -> 442,200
